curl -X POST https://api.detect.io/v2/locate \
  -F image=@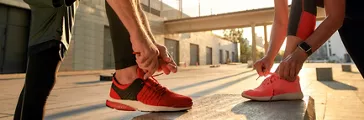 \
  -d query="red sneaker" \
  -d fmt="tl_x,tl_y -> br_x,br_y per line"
106,68 -> 193,111
241,73 -> 303,101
